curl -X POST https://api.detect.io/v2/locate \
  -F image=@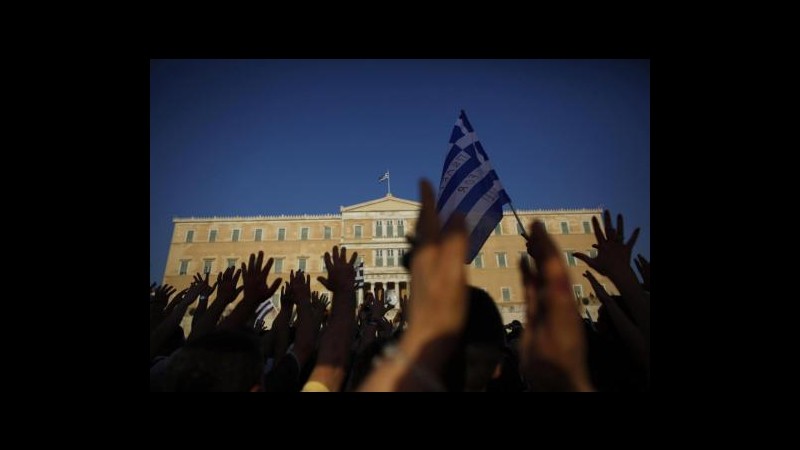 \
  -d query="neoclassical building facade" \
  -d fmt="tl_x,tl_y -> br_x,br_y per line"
163,194 -> 616,325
